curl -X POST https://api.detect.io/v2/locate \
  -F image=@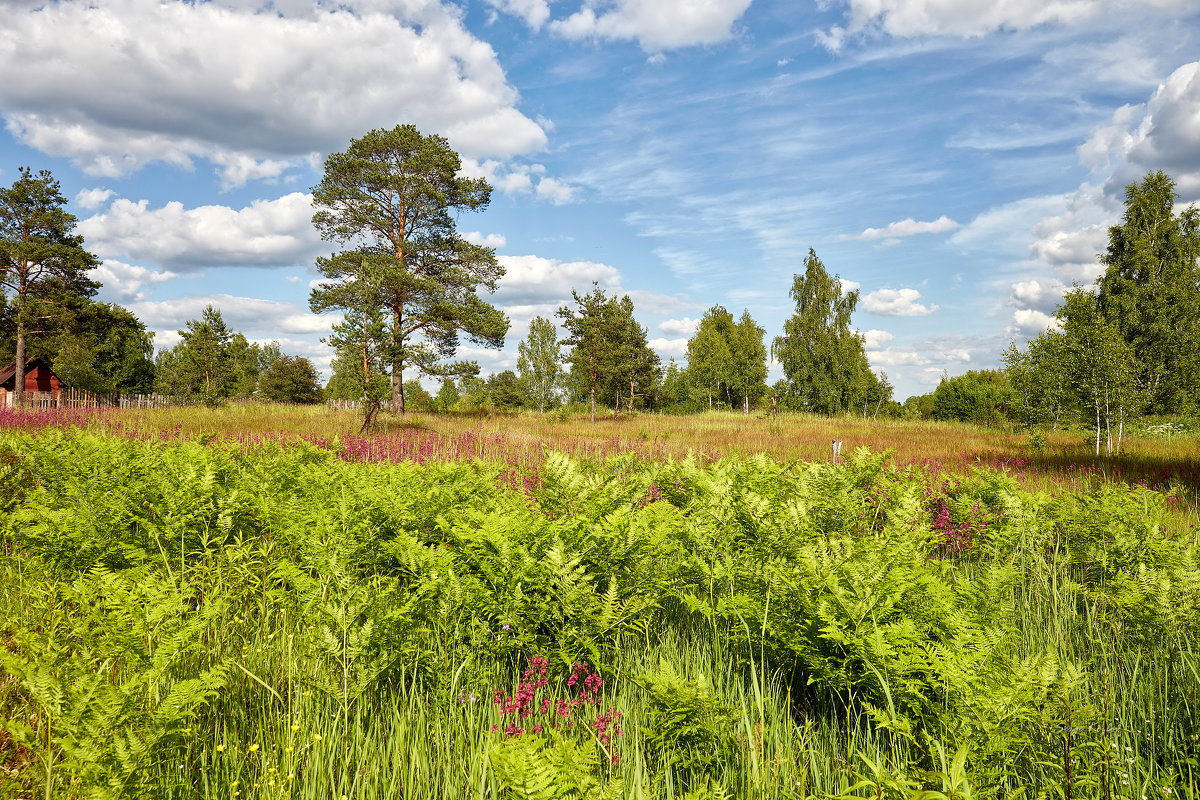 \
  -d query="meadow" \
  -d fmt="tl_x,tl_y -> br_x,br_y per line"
1,405 -> 1199,799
